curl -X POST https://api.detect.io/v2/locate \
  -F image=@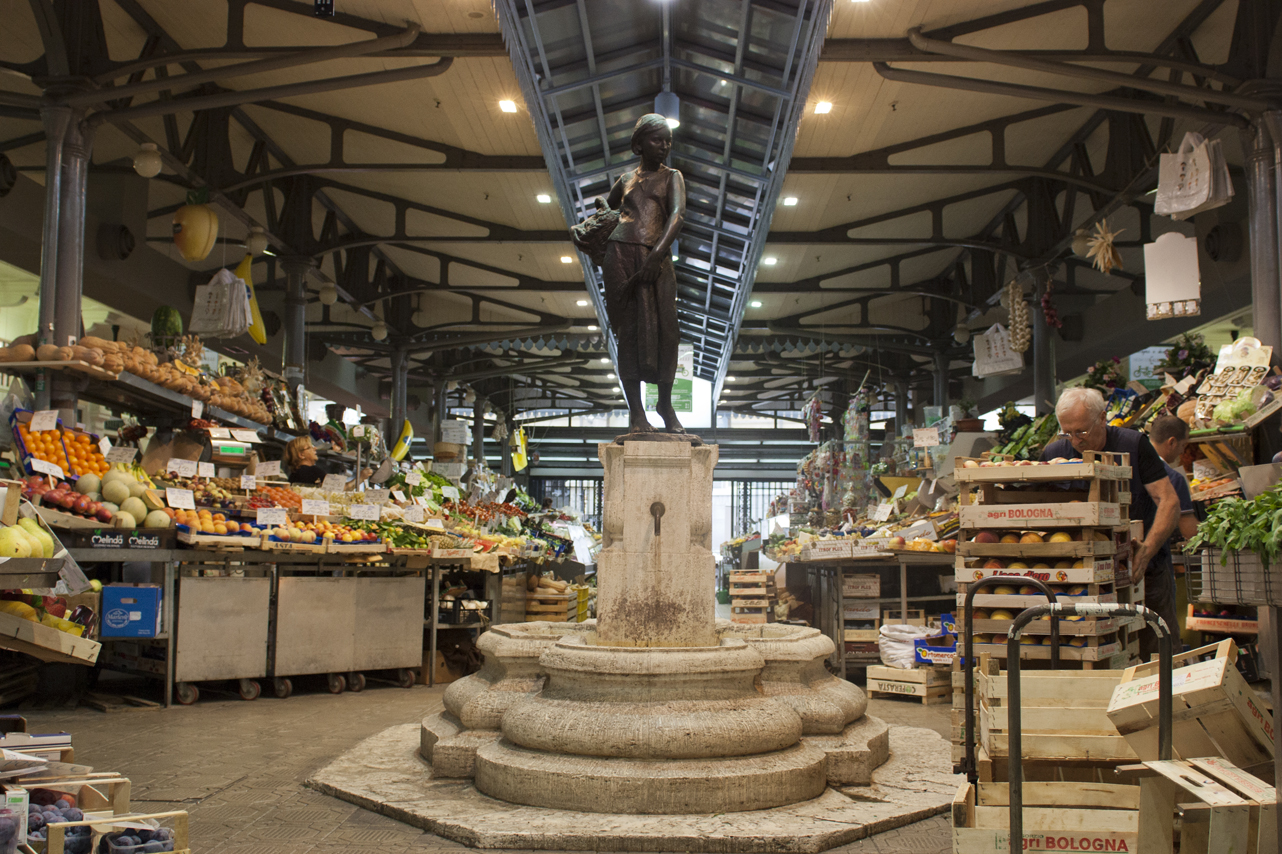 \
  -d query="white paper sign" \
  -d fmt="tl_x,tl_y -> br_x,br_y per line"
207,427 -> 231,440
257,460 -> 281,478
301,499 -> 331,516
872,503 -> 894,522
392,490 -> 406,503
893,484 -> 908,500
167,458 -> 197,477
166,488 -> 195,510
349,504 -> 380,521
240,474 -> 257,490
405,471 -> 422,486
440,420 -> 470,445
321,473 -> 347,492
98,437 -> 111,456
256,507 -> 287,526
403,505 -> 426,523
912,427 -> 940,448
366,489 -> 390,503
29,410 -> 58,432
29,458 -> 64,478
191,400 -> 204,419
441,486 -> 460,501
105,446 -> 137,463
231,430 -> 260,443
197,462 -> 216,478
426,518 -> 445,529
1144,232 -> 1201,320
